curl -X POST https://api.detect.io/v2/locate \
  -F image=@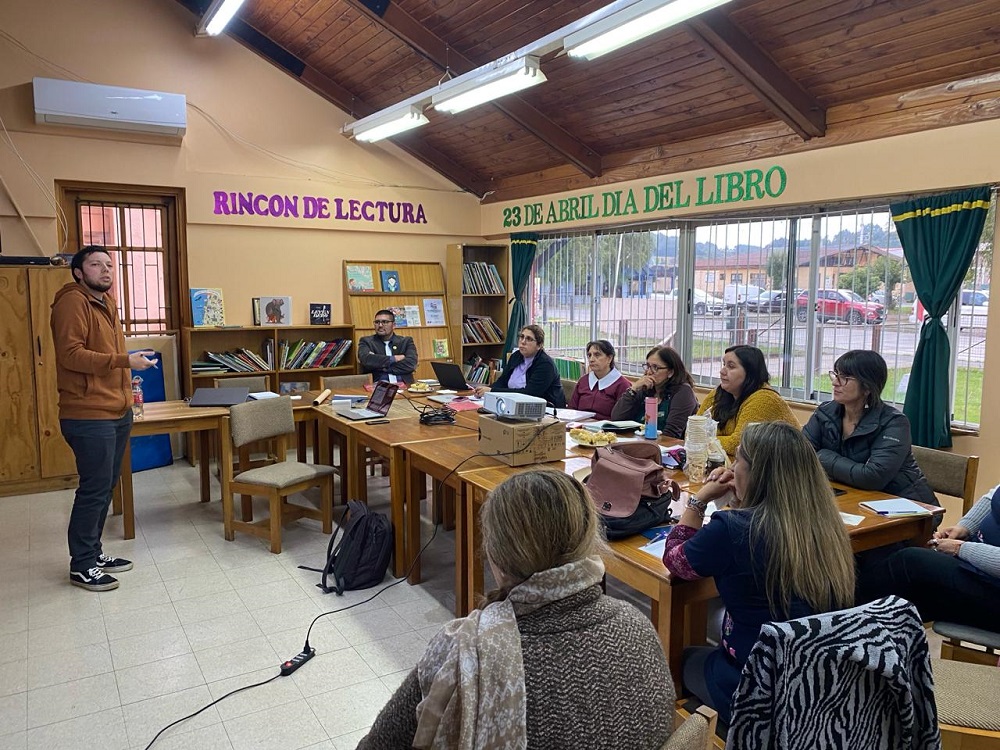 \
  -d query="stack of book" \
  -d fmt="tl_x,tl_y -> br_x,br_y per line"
204,348 -> 269,372
463,354 -> 502,384
278,338 -> 353,370
191,360 -> 229,376
462,262 -> 506,295
462,314 -> 504,344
